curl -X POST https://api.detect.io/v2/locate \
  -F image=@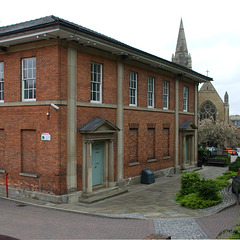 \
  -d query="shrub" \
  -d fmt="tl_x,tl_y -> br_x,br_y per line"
198,179 -> 220,201
198,146 -> 210,164
178,171 -> 201,197
176,171 -> 232,209
178,193 -> 222,209
222,170 -> 238,179
218,218 -> 240,239
215,170 -> 237,190
226,154 -> 231,166
229,157 -> 240,172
